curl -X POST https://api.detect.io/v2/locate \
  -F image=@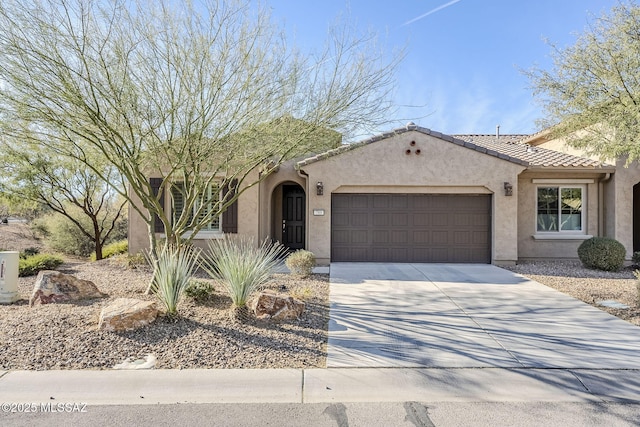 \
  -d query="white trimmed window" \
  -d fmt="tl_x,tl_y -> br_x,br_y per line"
536,186 -> 584,233
171,182 -> 220,232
